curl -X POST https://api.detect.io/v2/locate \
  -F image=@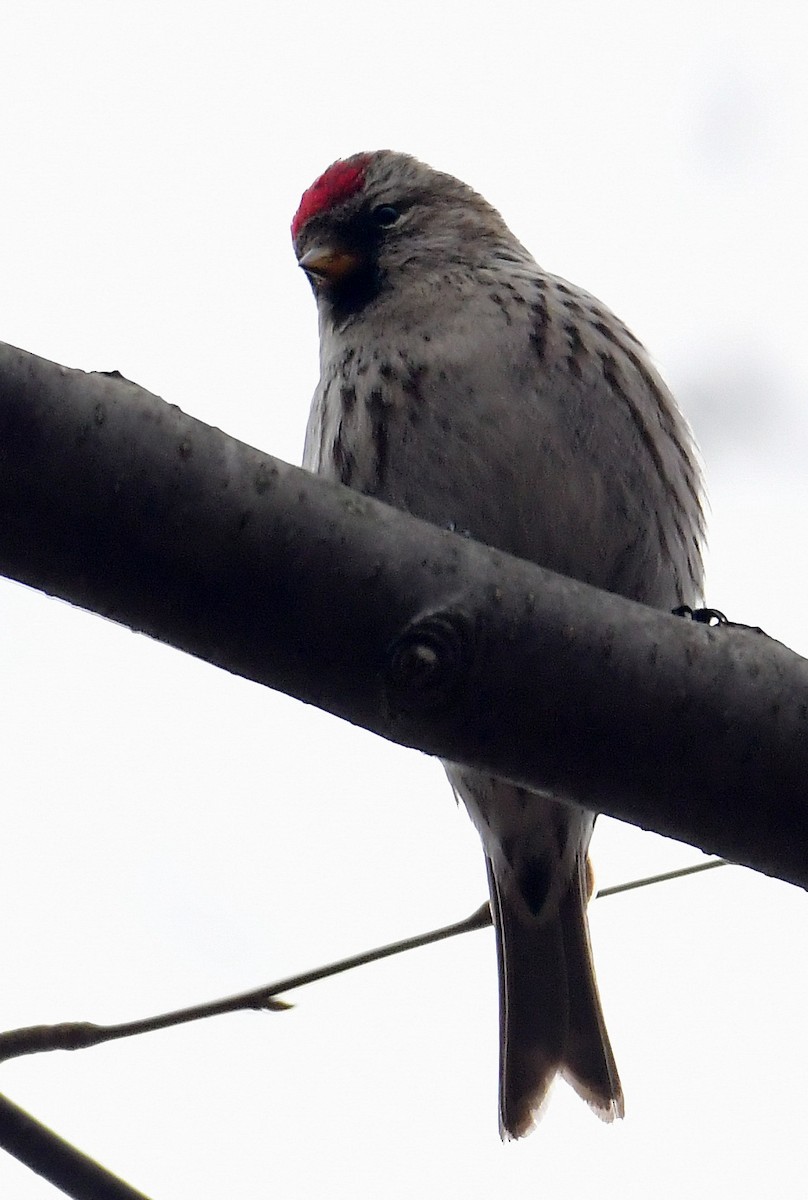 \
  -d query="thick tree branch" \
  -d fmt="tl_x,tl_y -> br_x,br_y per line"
1,342 -> 807,888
